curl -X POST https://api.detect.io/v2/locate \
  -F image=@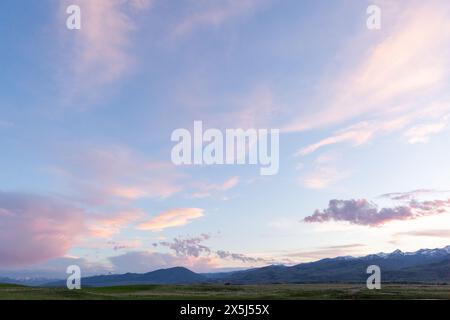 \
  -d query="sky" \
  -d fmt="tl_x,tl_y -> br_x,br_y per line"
1,0 -> 450,278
